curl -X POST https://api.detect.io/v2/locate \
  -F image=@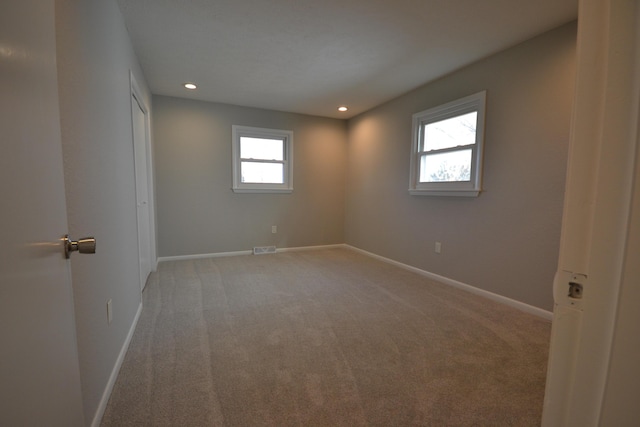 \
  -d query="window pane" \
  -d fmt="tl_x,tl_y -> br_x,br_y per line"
241,162 -> 284,184
420,149 -> 472,182
423,111 -> 477,151
240,137 -> 284,160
